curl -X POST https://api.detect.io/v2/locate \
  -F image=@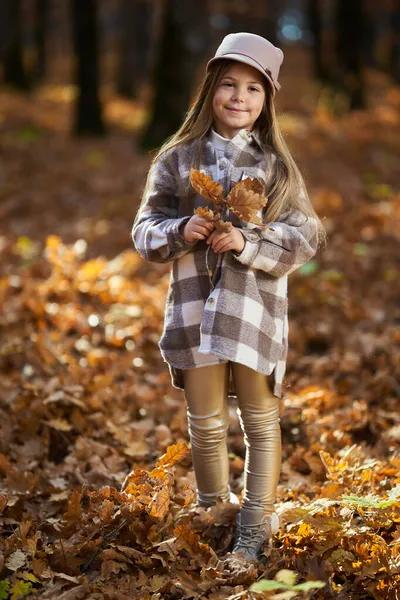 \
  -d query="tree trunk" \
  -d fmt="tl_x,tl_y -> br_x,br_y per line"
139,0 -> 209,150
71,0 -> 105,136
33,0 -> 48,82
2,0 -> 29,89
116,0 -> 152,98
389,0 -> 400,82
308,0 -> 329,82
335,0 -> 366,110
